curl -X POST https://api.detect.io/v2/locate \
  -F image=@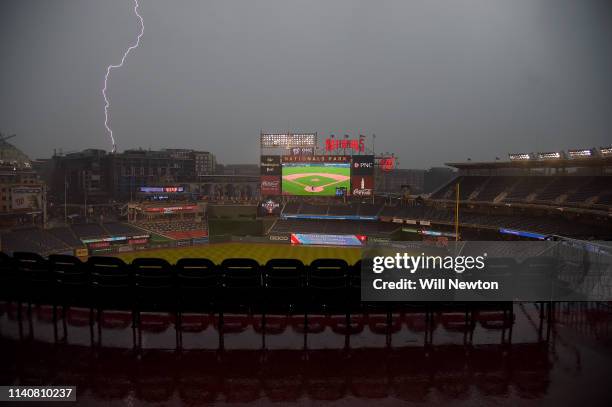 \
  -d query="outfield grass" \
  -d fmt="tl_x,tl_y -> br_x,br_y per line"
114,242 -> 363,265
